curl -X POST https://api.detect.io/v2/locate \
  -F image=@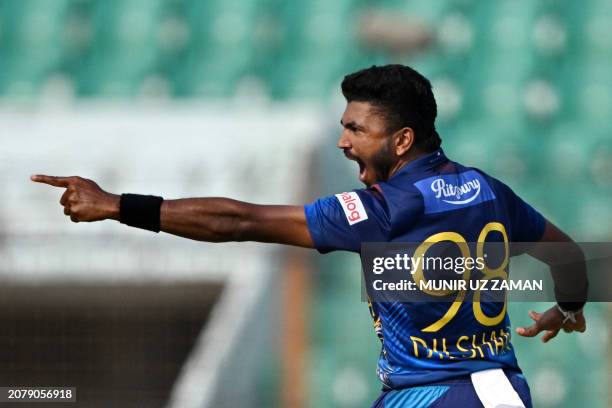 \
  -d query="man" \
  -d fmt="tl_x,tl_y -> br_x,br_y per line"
33,64 -> 587,407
